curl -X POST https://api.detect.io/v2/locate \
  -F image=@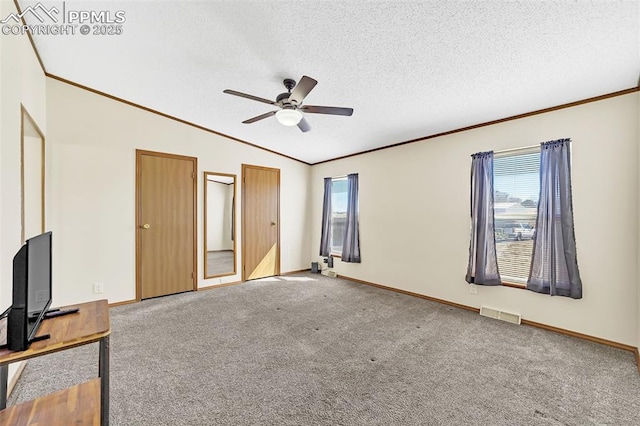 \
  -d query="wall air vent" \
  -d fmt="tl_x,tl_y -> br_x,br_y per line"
479,306 -> 521,325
